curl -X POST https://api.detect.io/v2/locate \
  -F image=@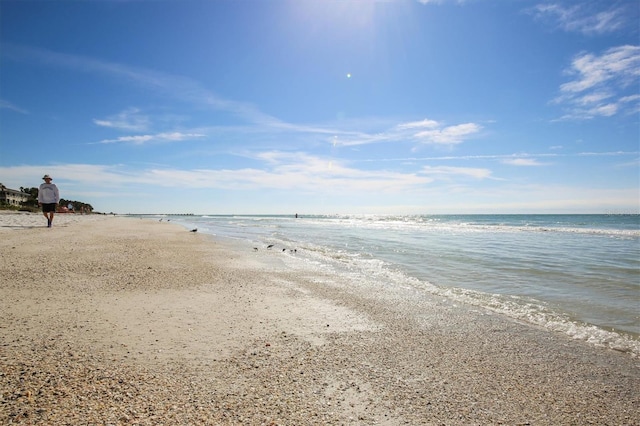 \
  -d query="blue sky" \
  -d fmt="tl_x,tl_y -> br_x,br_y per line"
1,0 -> 638,214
